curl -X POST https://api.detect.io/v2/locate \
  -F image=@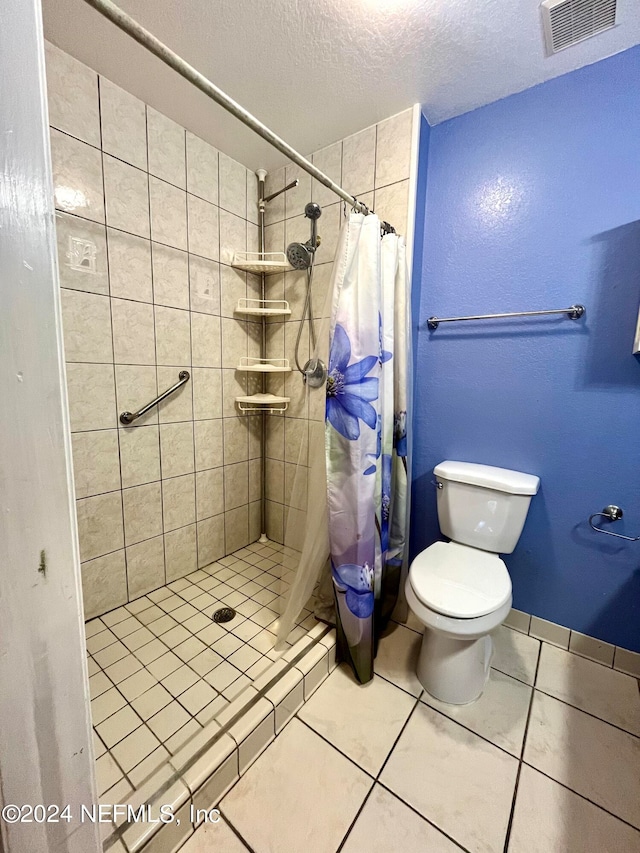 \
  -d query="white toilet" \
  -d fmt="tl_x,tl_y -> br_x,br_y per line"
406,461 -> 540,705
